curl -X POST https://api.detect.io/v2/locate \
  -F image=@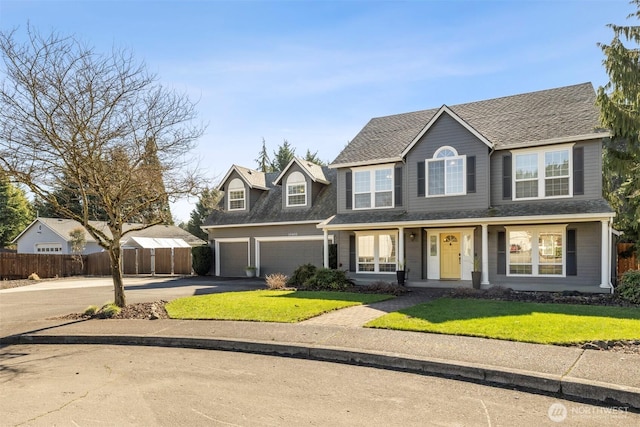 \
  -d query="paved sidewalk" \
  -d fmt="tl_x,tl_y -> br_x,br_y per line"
2,288 -> 640,410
